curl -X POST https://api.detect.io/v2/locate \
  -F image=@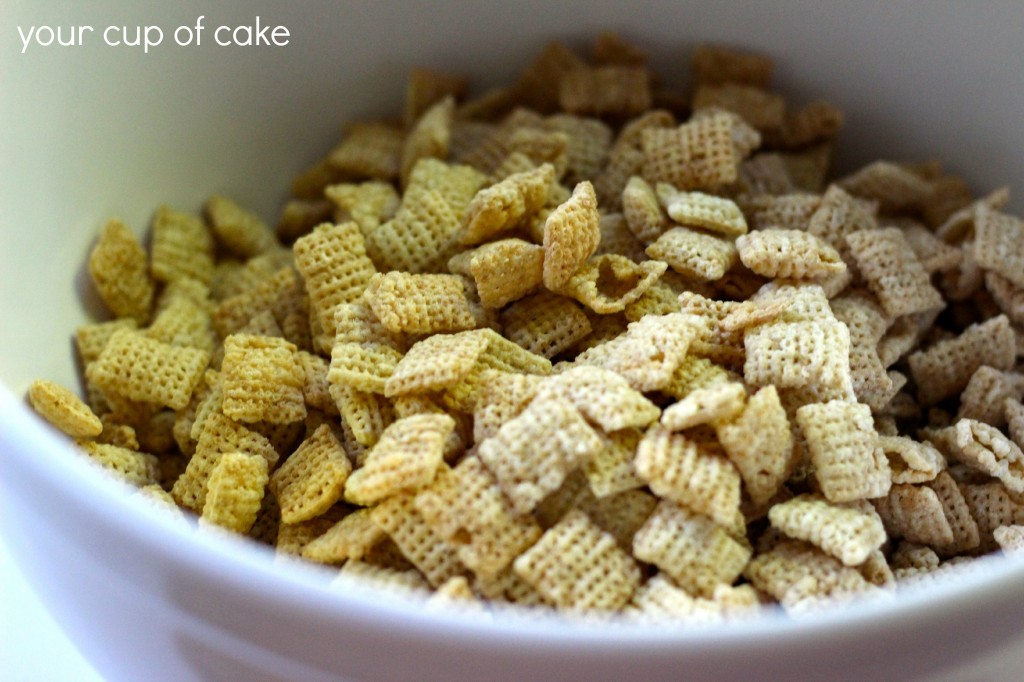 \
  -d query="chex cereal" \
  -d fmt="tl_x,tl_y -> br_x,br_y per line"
35,37 -> 1024,622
